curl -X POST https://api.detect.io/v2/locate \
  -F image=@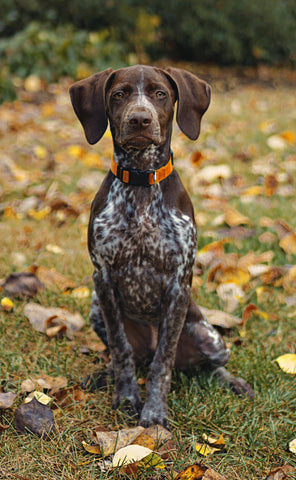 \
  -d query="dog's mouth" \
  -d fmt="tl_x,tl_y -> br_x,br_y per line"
122,134 -> 156,150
